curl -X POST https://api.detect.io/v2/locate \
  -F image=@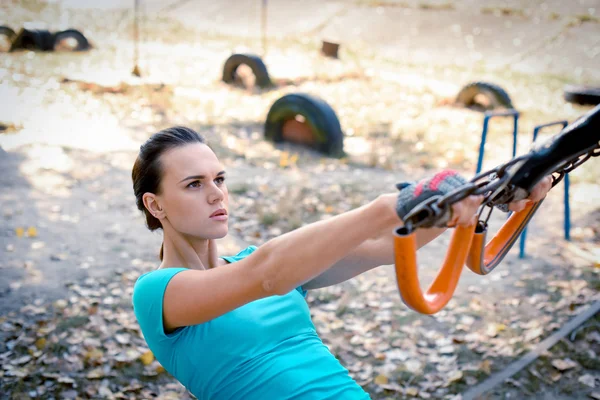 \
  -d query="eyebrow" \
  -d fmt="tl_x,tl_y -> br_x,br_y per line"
179,170 -> 226,183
